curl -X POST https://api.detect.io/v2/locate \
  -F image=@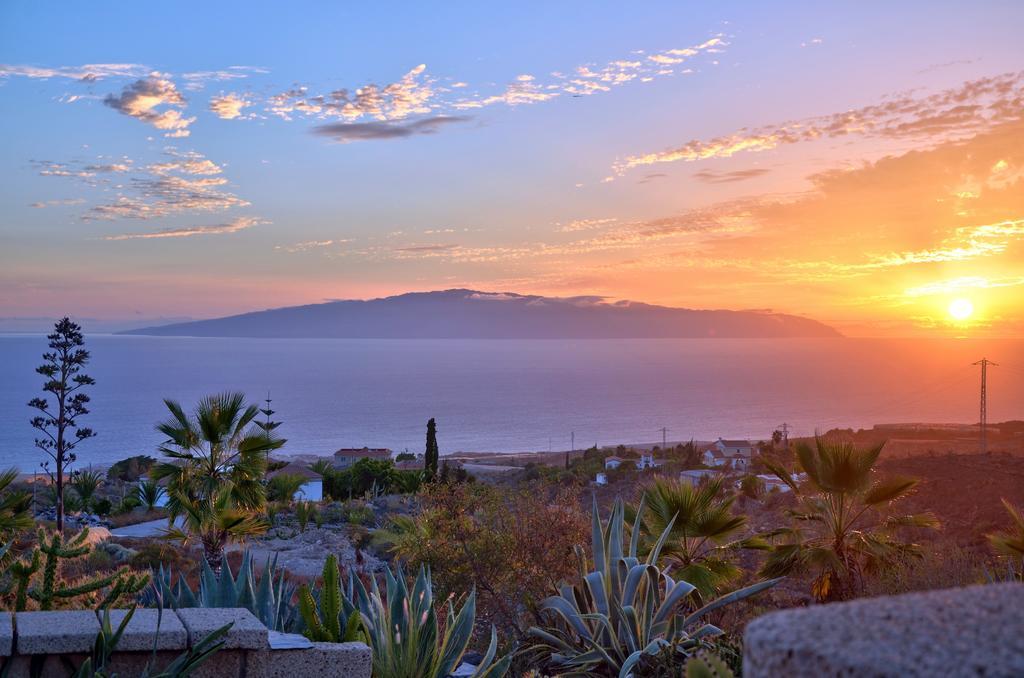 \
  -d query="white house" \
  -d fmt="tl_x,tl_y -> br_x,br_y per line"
595,472 -> 608,486
268,463 -> 323,502
604,456 -> 624,470
704,438 -> 755,470
635,453 -> 661,470
680,469 -> 719,486
758,475 -> 791,493
702,449 -> 731,468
